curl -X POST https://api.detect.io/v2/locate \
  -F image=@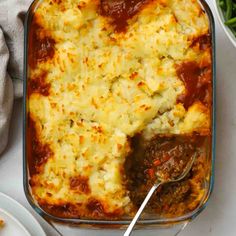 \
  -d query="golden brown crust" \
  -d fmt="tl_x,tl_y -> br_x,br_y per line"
27,0 -> 212,219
